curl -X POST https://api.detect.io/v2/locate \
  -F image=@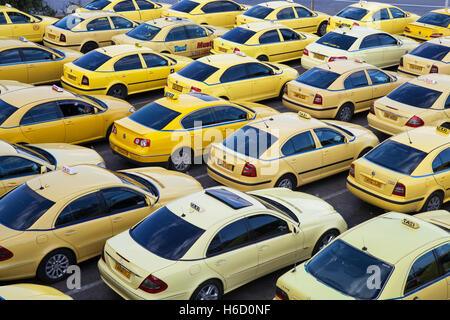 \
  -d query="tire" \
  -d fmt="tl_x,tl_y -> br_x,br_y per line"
161,51 -> 170,54
190,279 -> 223,300
279,82 -> 288,99
440,122 -> 450,129
80,42 -> 98,54
257,55 -> 269,62
312,230 -> 340,256
357,147 -> 372,159
335,103 -> 354,122
421,191 -> 444,212
107,84 -> 128,99
317,21 -> 328,36
274,174 -> 296,190
37,249 -> 75,283
169,147 -> 193,172
106,124 -> 113,140
219,96 -> 229,100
